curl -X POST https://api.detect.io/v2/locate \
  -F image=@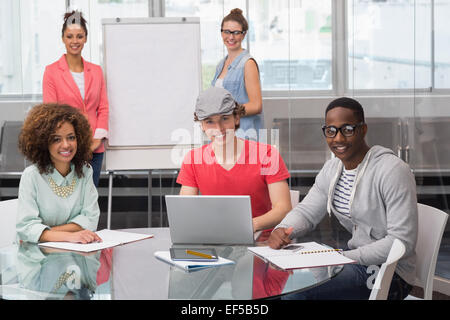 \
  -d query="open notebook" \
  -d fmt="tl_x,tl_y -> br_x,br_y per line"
38,229 -> 153,253
248,241 -> 356,270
